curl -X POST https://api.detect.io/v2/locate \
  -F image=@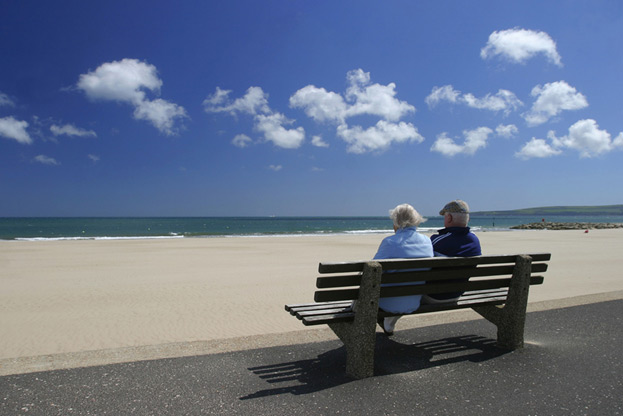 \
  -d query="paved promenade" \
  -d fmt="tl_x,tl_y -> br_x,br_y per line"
1,299 -> 621,415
